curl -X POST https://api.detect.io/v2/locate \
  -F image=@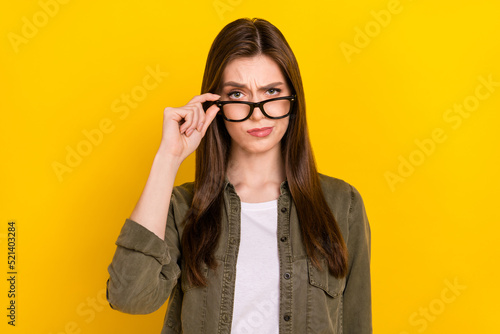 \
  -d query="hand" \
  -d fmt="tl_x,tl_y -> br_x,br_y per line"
157,93 -> 220,164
